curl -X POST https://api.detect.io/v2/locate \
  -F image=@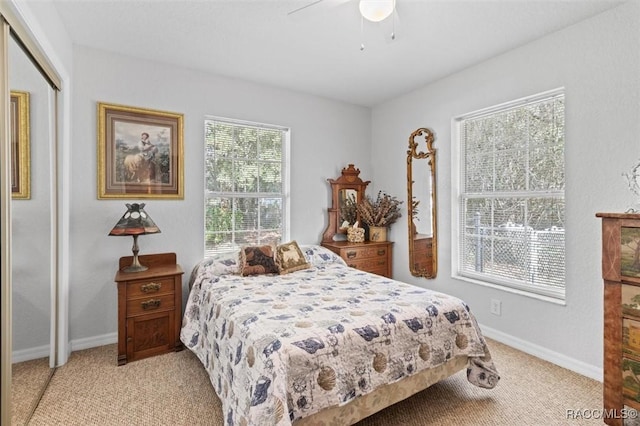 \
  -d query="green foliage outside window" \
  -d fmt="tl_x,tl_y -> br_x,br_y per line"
204,120 -> 286,255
